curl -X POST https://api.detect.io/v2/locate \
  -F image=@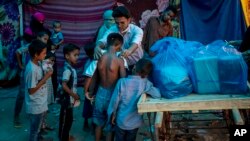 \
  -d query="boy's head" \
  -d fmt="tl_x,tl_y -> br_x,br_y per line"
84,42 -> 95,60
63,43 -> 80,64
107,33 -> 123,51
112,6 -> 131,32
53,21 -> 62,33
29,39 -> 47,61
37,31 -> 49,44
134,58 -> 153,78
45,51 -> 55,62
